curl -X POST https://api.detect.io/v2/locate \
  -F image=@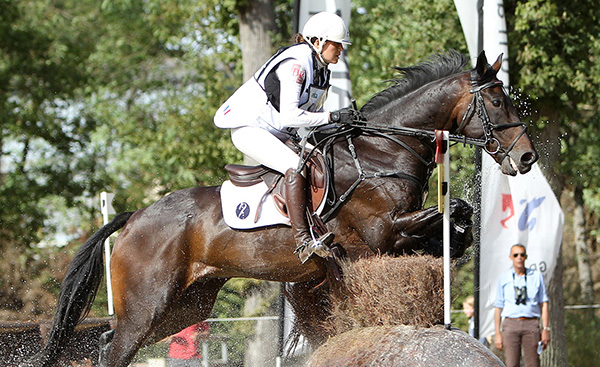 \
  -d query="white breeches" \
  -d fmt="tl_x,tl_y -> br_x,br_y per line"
231,126 -> 304,175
